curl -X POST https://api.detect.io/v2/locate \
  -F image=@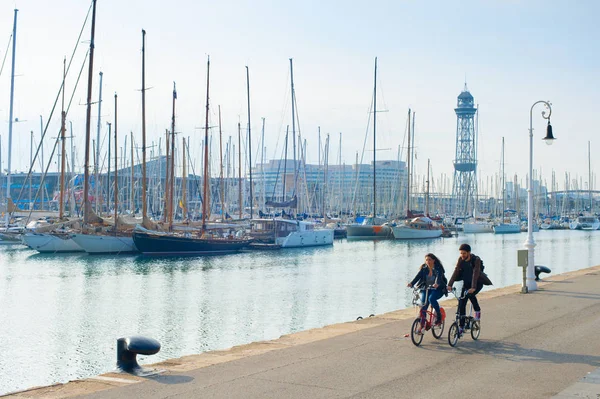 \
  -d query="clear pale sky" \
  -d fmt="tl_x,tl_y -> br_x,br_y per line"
0,0 -> 598,193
